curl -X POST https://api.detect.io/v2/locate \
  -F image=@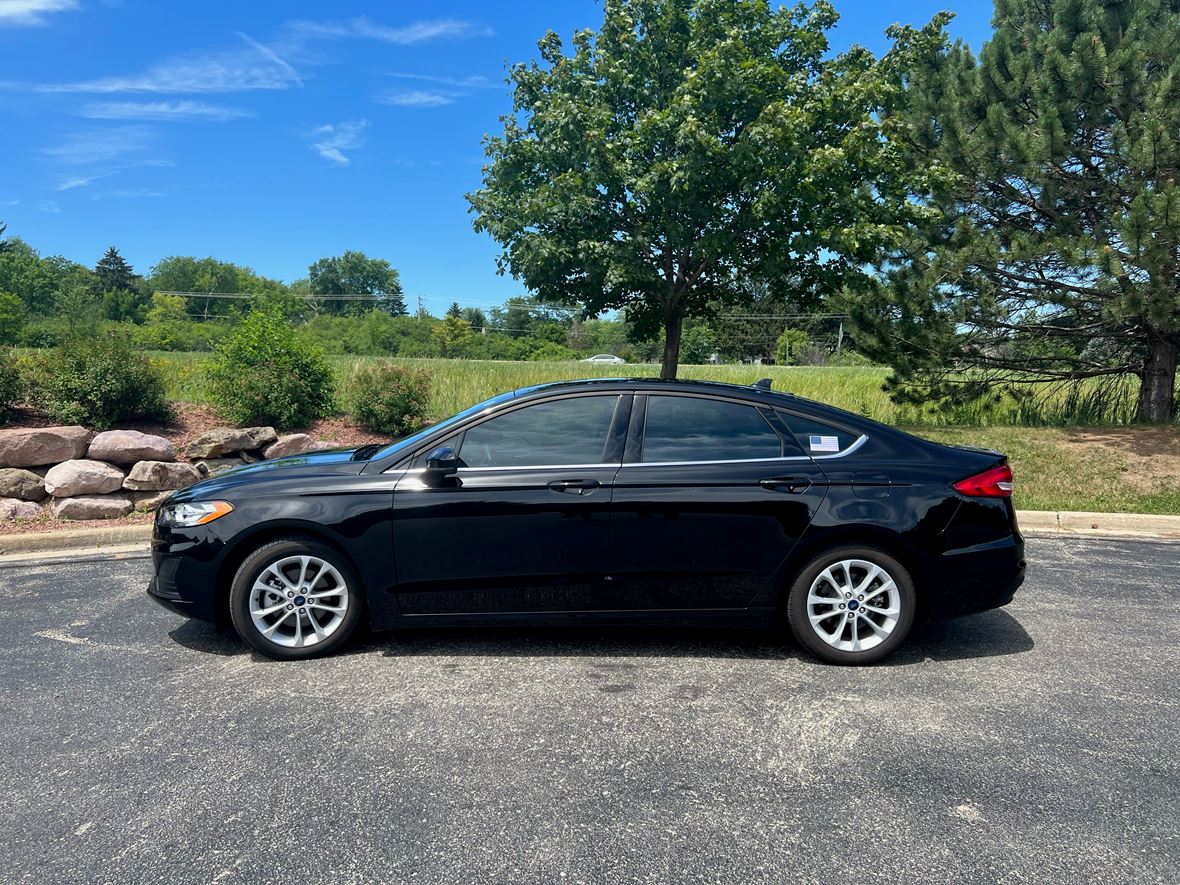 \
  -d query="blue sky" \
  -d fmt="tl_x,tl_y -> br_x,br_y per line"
0,0 -> 991,314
